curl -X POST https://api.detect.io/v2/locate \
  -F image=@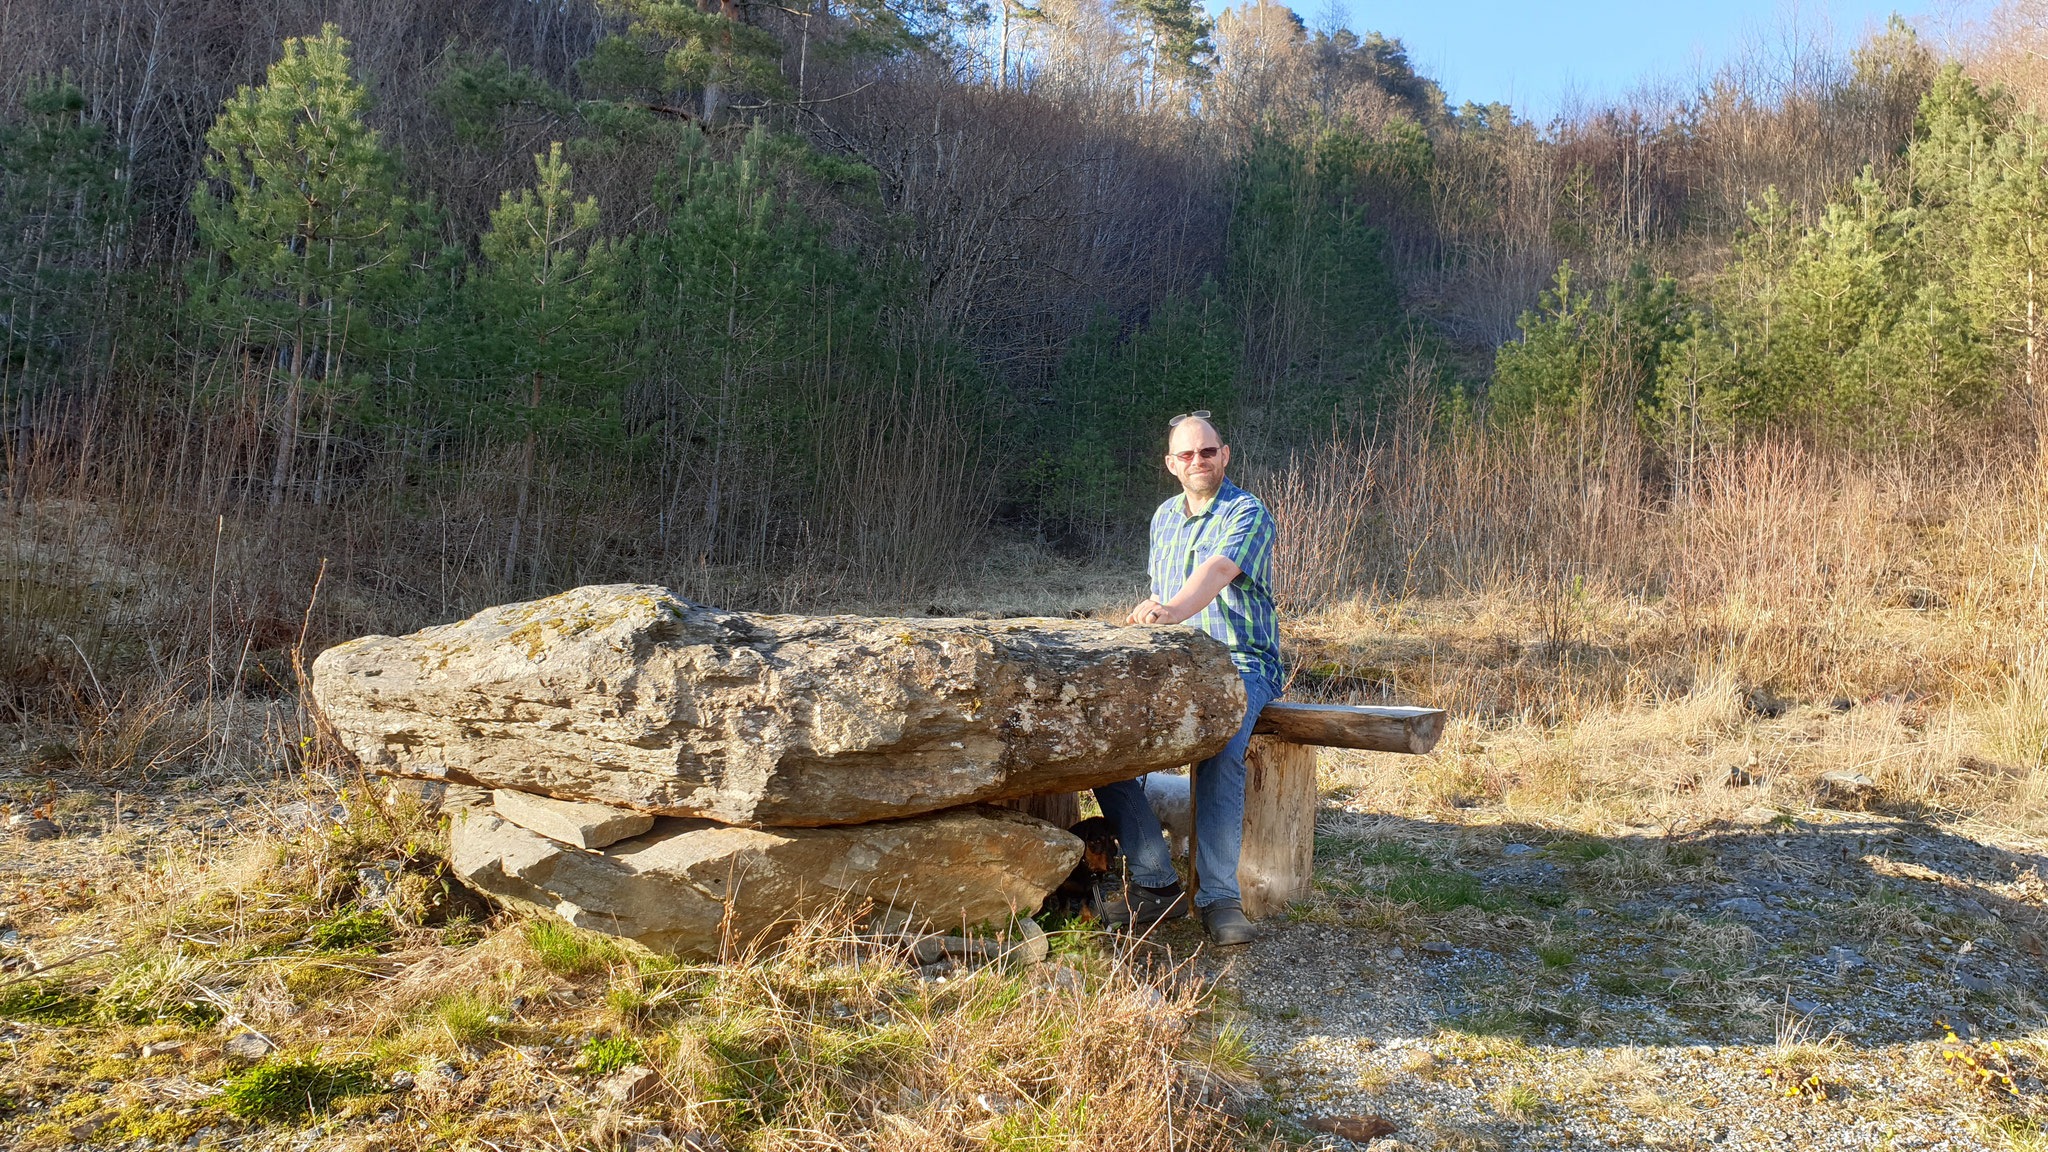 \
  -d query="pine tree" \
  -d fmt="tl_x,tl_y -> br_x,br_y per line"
1970,120 -> 2048,445
189,25 -> 424,508
1229,126 -> 1405,420
1115,0 -> 1213,110
1026,286 -> 1238,537
470,143 -> 627,585
637,126 -> 876,560
577,0 -> 792,124
1492,261 -> 1681,429
1653,171 -> 1991,450
1911,67 -> 2048,446
0,77 -> 127,379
